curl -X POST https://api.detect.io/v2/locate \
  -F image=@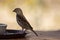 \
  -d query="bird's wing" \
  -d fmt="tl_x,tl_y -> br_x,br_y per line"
17,14 -> 33,29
